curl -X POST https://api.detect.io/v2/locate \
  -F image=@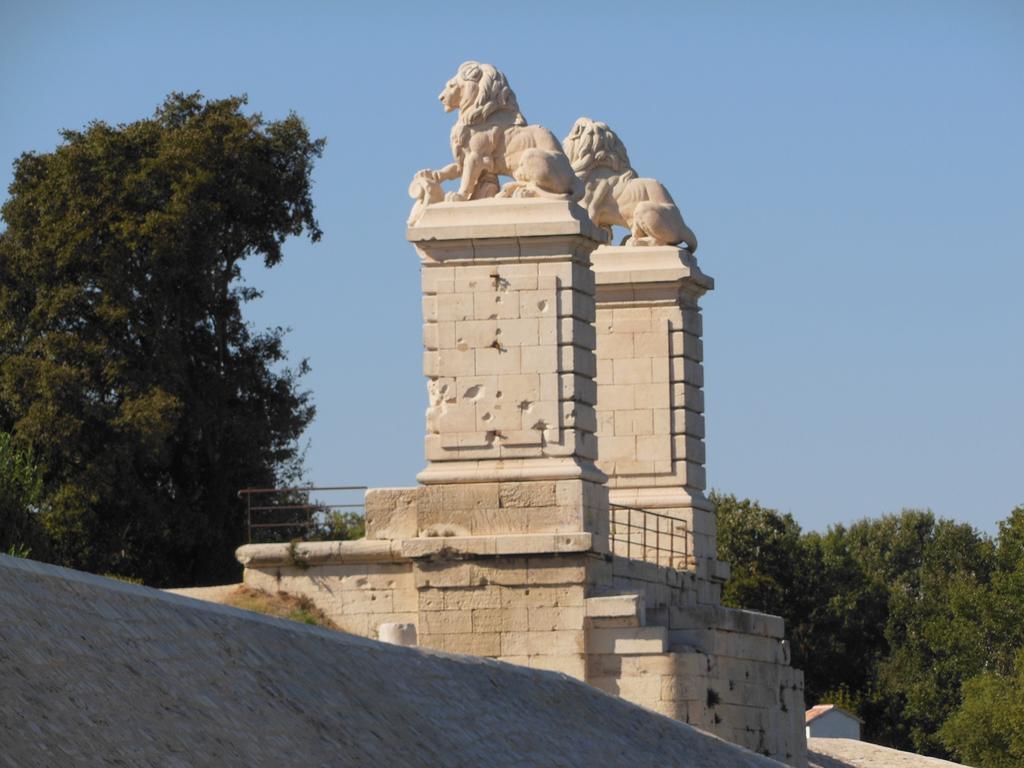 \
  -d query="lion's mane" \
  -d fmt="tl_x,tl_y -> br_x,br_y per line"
563,117 -> 635,180
455,61 -> 526,127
